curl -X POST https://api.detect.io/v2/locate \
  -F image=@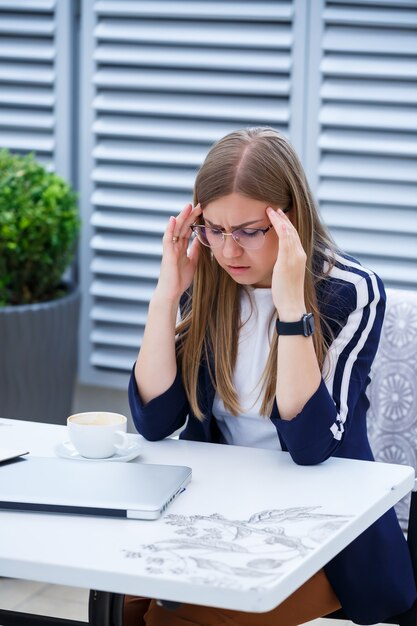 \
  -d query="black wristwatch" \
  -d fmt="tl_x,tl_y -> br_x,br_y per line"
276,313 -> 315,337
